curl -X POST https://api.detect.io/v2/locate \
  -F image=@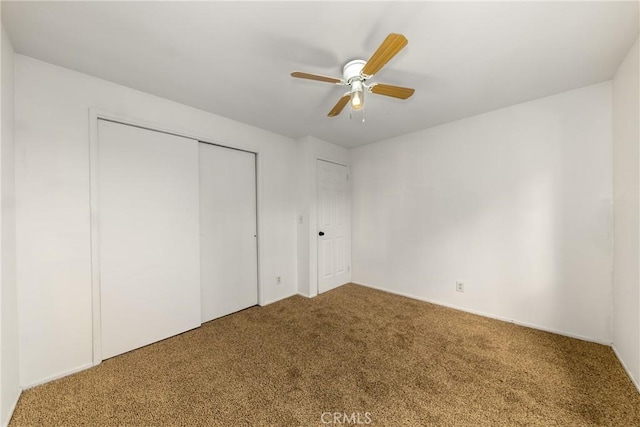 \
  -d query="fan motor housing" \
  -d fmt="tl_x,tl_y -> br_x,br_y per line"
343,59 -> 366,83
